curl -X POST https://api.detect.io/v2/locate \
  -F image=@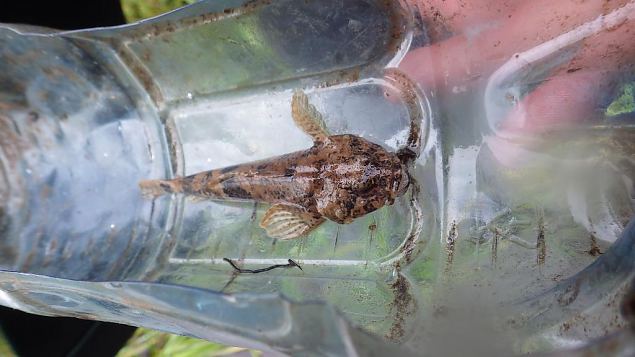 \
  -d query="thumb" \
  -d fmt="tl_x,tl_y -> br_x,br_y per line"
487,70 -> 614,168
498,70 -> 612,136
